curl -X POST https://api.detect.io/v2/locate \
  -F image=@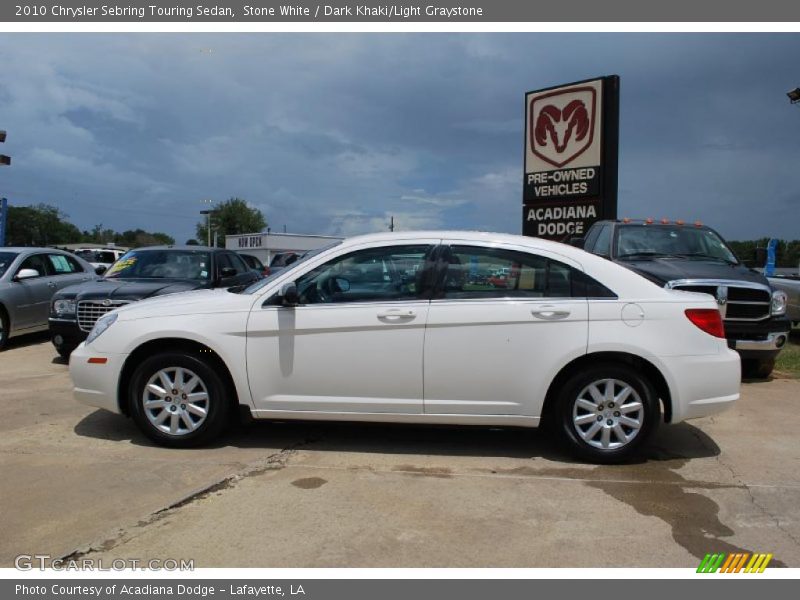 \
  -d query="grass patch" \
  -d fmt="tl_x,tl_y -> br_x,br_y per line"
775,327 -> 800,378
